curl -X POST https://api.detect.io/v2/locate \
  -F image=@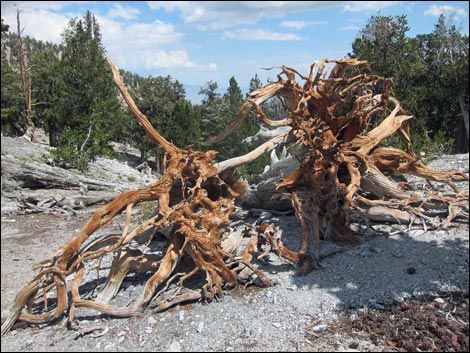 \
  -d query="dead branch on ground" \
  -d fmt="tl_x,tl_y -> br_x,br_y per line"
2,58 -> 468,336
